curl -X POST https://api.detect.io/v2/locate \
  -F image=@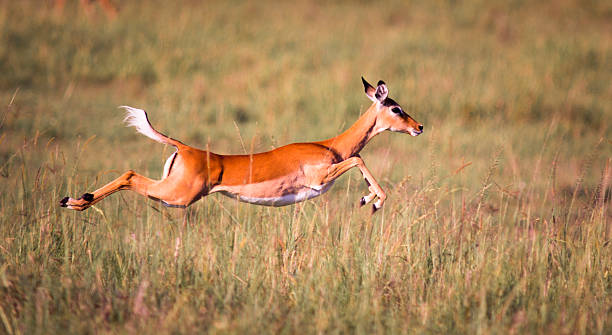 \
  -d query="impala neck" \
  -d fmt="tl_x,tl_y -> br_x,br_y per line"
325,105 -> 384,159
